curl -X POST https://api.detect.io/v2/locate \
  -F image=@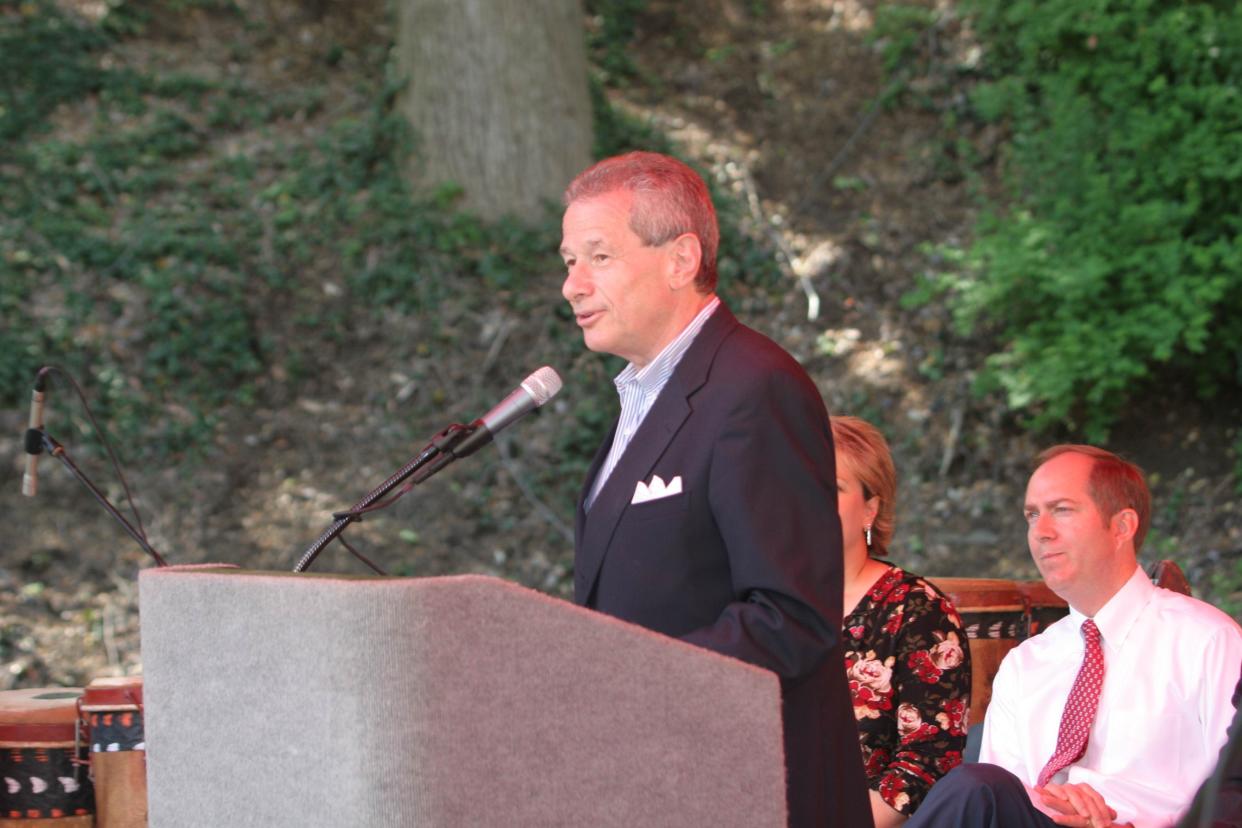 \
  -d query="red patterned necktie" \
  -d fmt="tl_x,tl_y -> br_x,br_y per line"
1037,618 -> 1105,787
